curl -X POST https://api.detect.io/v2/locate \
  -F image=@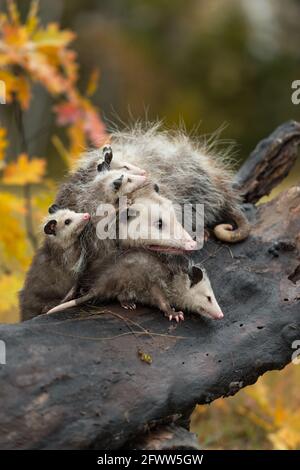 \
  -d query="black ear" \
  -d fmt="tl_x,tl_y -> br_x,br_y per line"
44,219 -> 57,236
112,174 -> 124,191
97,162 -> 107,173
154,183 -> 159,193
103,145 -> 113,165
189,266 -> 203,287
48,204 -> 60,214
